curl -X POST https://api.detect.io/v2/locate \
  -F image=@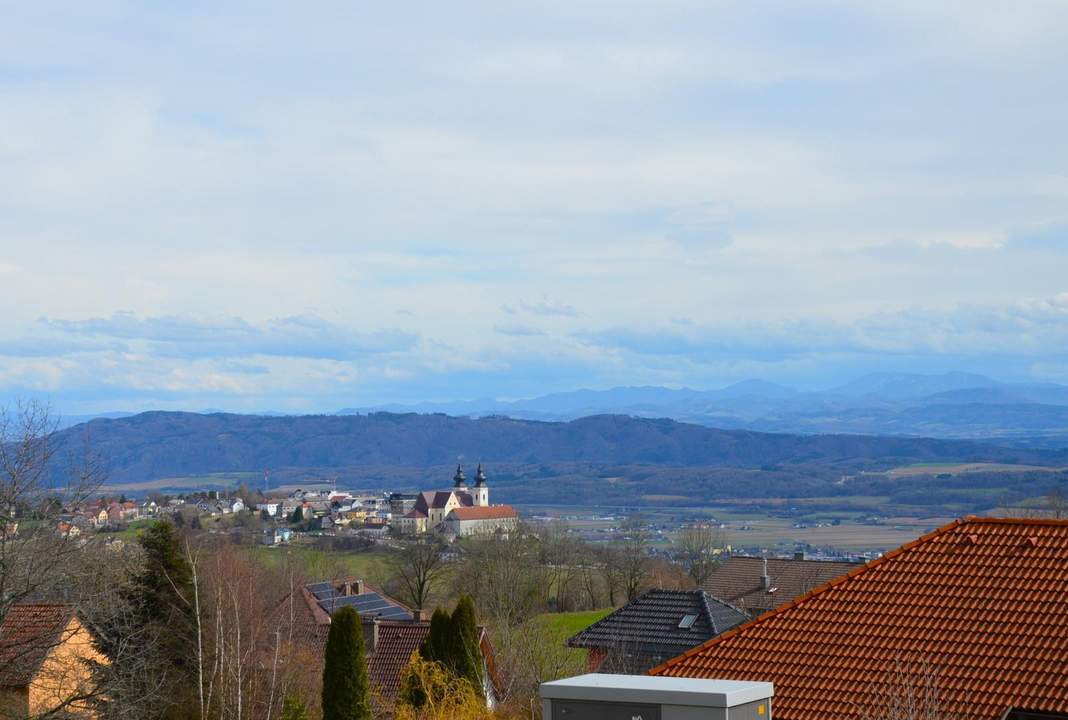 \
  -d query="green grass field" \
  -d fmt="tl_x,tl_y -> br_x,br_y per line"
538,608 -> 613,639
249,545 -> 397,583
535,608 -> 613,667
